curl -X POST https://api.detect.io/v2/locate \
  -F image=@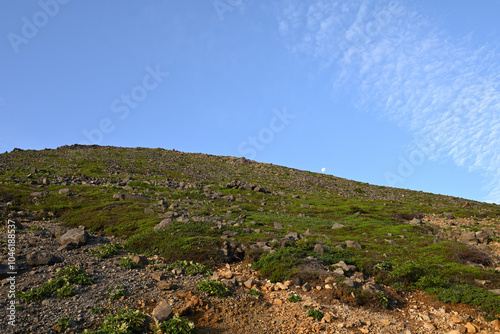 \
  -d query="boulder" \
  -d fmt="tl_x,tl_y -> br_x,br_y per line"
154,219 -> 173,231
27,251 -> 63,266
58,228 -> 89,247
345,240 -> 363,249
331,223 -> 345,229
313,243 -> 325,255
152,301 -> 173,322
